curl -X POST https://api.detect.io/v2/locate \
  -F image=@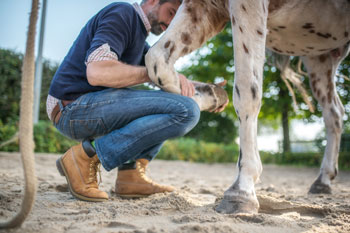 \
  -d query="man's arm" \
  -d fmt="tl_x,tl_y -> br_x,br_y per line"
86,60 -> 150,88
87,60 -> 196,98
